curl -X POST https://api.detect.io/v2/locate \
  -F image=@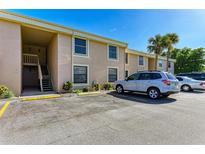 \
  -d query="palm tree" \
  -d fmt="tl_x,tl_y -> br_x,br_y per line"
147,34 -> 166,70
164,33 -> 179,72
